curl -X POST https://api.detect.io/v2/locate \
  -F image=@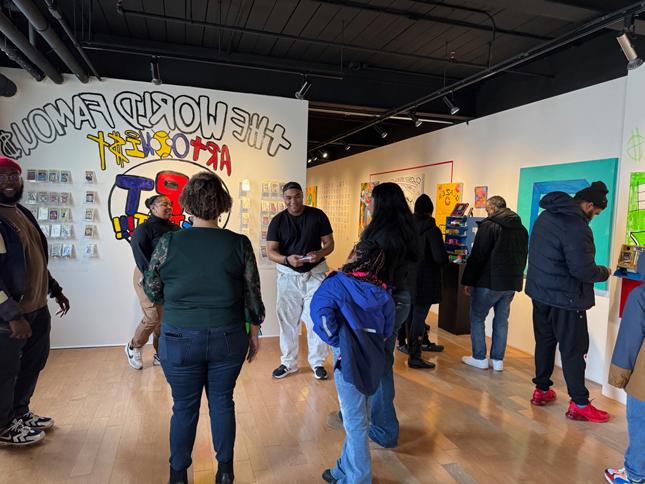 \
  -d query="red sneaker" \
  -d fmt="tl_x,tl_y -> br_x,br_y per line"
565,400 -> 610,422
531,387 -> 557,406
